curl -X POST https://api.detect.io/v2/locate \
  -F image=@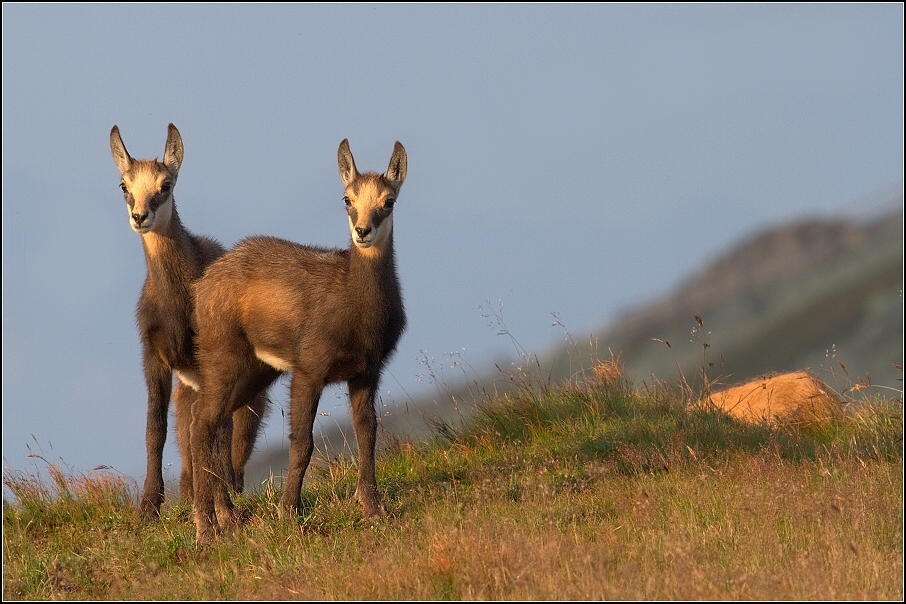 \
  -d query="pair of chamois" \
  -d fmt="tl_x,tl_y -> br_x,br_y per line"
111,124 -> 407,541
